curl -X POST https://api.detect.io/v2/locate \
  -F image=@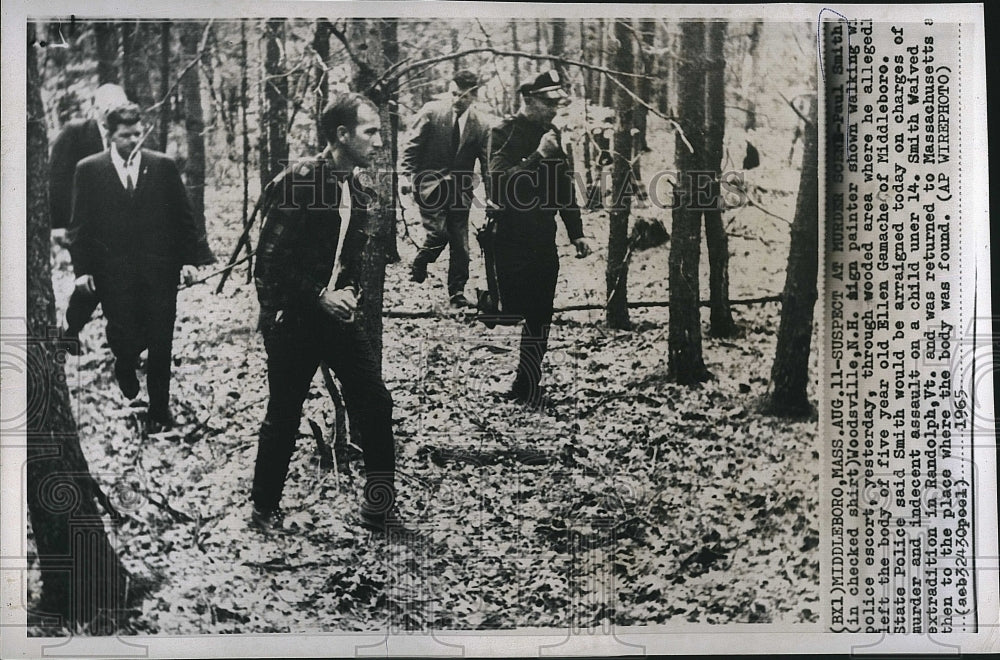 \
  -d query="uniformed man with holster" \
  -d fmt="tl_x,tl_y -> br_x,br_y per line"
484,70 -> 592,408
